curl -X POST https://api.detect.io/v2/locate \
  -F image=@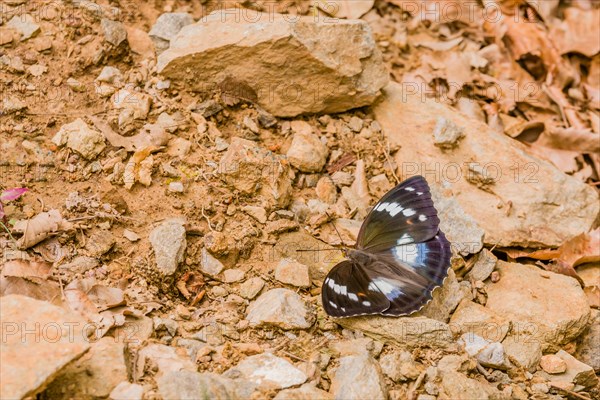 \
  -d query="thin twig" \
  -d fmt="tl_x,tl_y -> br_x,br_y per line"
376,135 -> 400,184
201,205 -> 215,232
549,383 -> 592,400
